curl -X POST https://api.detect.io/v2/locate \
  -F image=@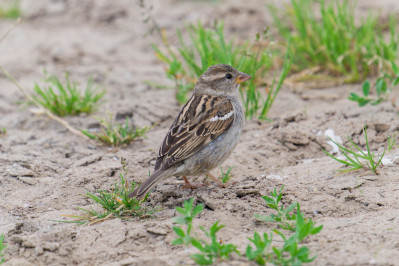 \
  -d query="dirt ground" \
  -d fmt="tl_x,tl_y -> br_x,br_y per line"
1,0 -> 399,265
